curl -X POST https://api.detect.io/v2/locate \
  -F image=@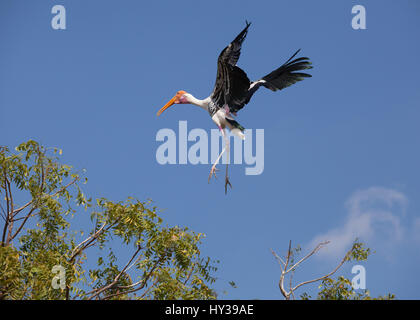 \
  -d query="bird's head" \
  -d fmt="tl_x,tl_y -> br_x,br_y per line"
157,90 -> 190,116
